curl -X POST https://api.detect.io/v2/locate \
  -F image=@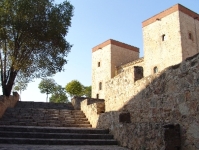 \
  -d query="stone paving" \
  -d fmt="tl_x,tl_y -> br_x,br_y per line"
0,144 -> 129,150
